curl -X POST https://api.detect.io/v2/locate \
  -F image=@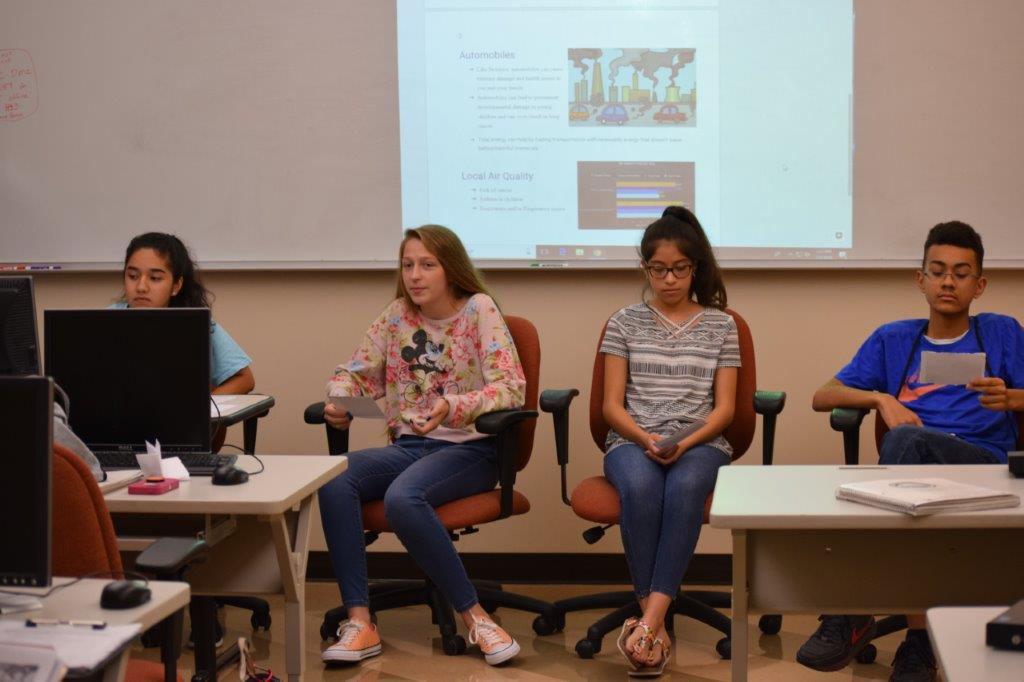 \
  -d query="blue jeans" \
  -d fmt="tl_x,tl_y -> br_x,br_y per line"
879,425 -> 1000,465
604,443 -> 730,599
318,435 -> 498,612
